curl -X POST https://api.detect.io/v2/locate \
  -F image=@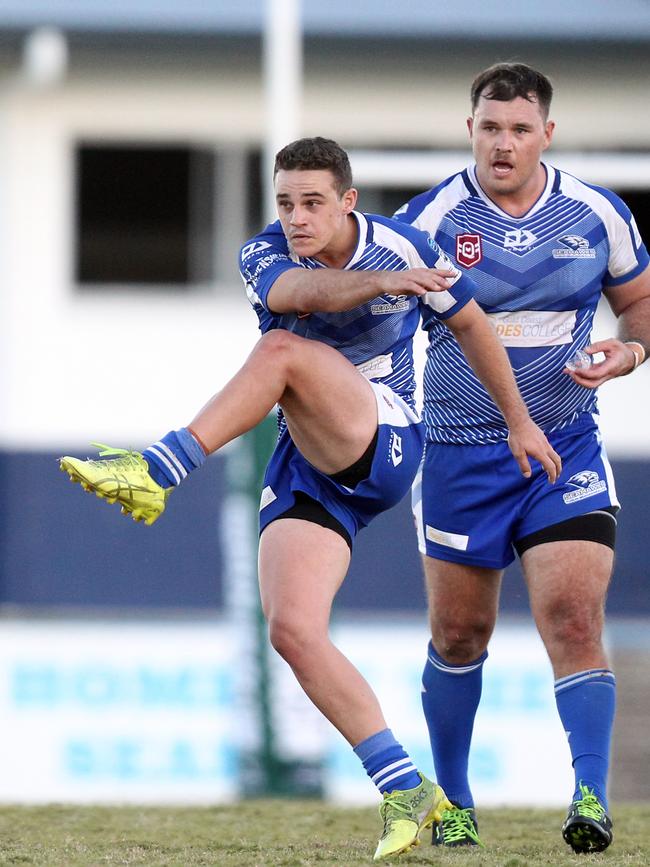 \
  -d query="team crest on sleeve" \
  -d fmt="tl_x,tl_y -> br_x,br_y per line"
455,233 -> 482,268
